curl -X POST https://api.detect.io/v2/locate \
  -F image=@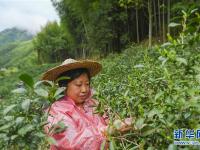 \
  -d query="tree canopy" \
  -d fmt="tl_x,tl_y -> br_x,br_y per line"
33,0 -> 200,63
